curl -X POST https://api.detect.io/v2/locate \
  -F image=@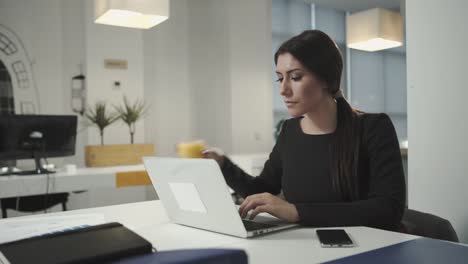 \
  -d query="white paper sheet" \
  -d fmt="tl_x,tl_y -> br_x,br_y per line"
0,214 -> 106,244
